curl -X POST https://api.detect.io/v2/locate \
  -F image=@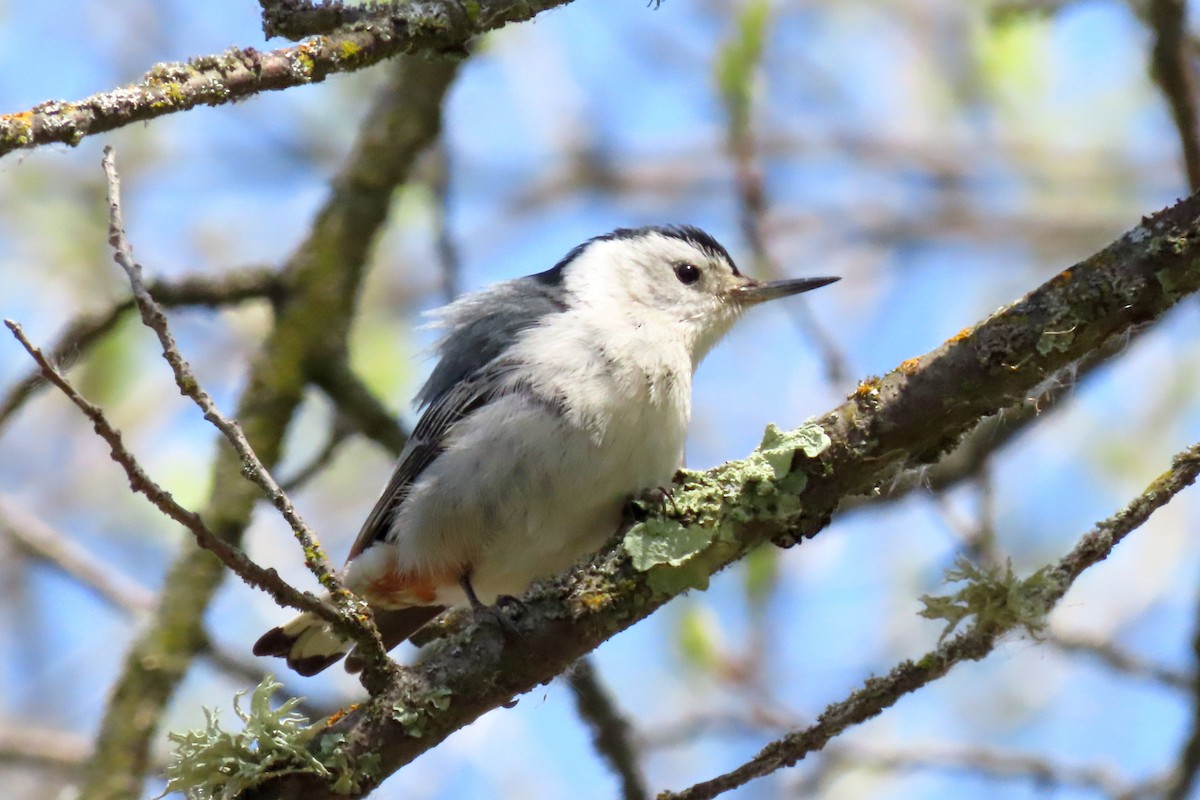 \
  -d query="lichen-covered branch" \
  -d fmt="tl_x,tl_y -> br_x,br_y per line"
0,0 -> 574,159
76,55 -> 459,800
663,436 -> 1200,800
242,193 -> 1200,799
